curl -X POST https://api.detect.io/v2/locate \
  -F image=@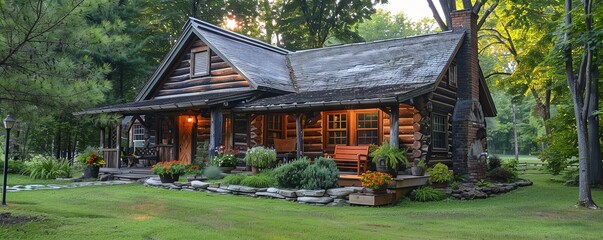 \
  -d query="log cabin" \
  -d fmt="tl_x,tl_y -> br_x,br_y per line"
75,9 -> 496,180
